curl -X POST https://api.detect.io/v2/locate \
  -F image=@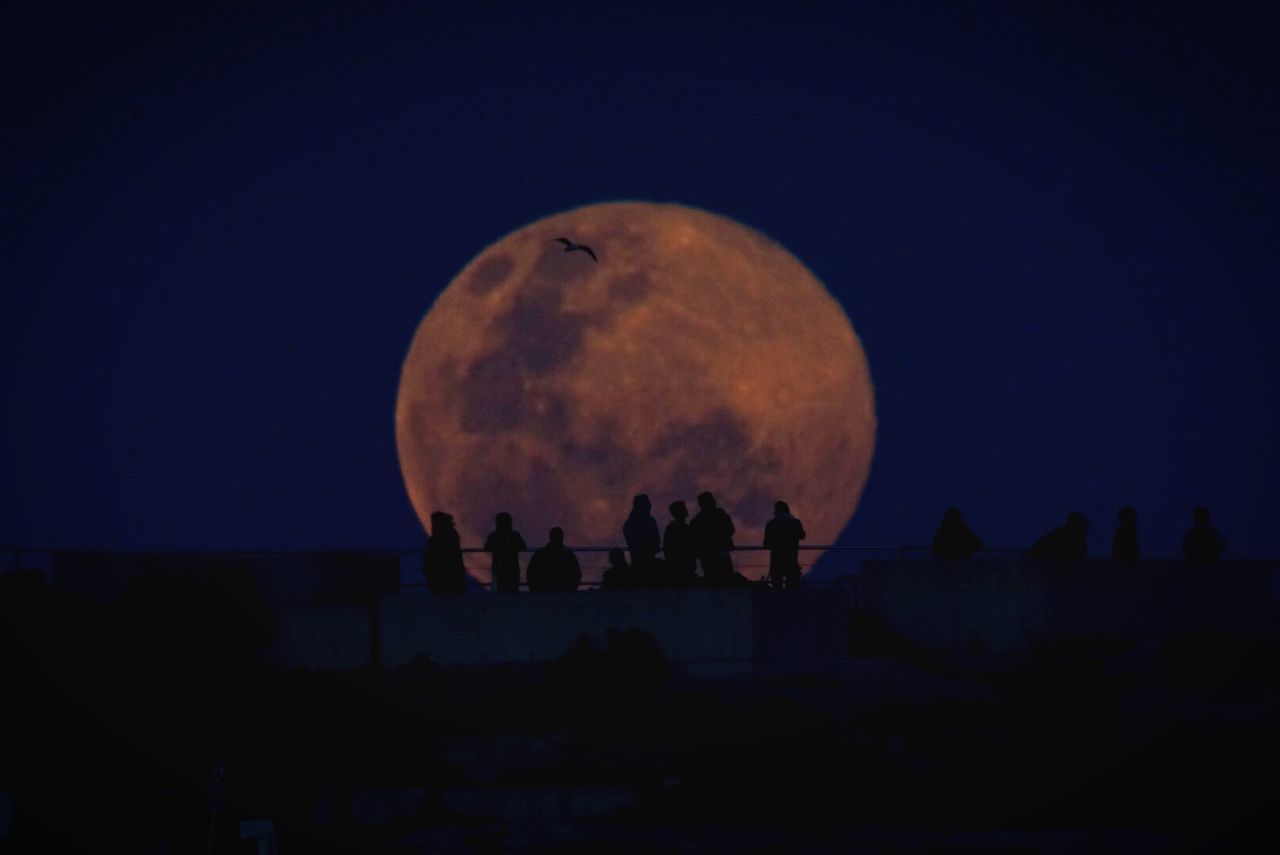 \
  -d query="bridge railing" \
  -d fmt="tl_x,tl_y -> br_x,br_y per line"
0,544 -> 922,580
0,544 -> 1032,595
